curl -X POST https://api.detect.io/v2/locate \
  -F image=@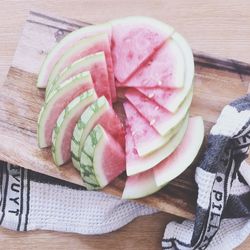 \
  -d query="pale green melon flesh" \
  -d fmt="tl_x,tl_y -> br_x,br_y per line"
51,89 -> 97,166
37,71 -> 93,148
